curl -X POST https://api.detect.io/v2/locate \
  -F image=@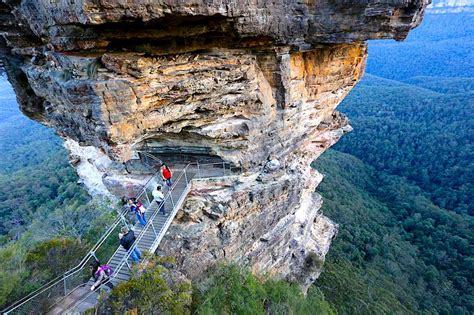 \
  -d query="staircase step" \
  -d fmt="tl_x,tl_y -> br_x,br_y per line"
49,164 -> 213,314
114,272 -> 131,282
